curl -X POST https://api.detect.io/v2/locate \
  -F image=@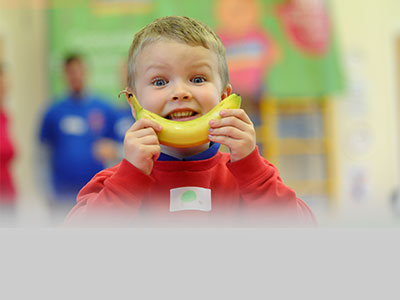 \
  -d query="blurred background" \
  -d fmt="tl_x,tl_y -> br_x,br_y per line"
0,0 -> 399,227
